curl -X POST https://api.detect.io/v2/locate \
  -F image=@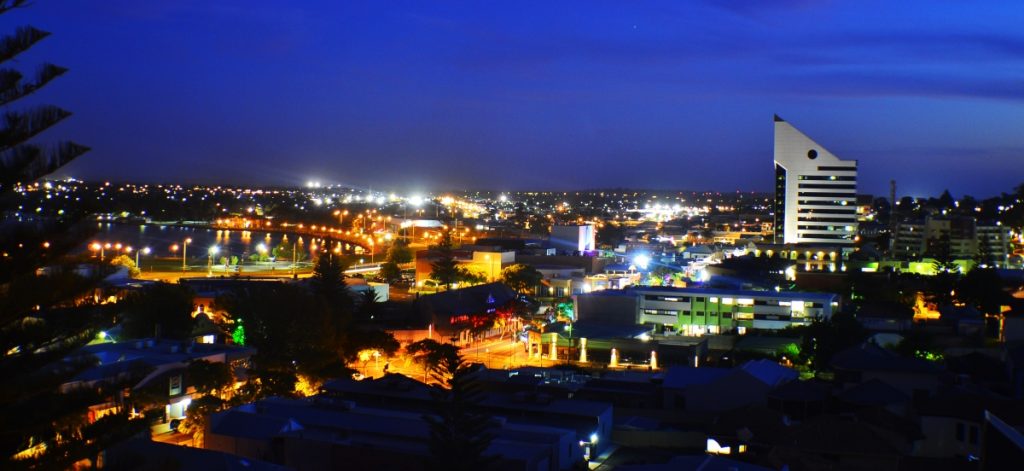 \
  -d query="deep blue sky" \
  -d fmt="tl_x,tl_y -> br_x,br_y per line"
13,0 -> 1024,197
